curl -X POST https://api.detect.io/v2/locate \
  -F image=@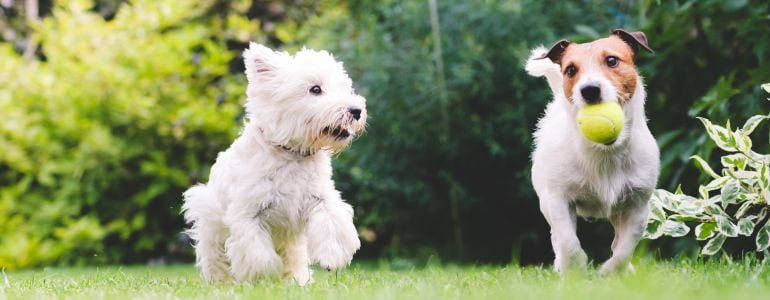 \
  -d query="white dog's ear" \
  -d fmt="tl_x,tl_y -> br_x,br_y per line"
243,43 -> 289,81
